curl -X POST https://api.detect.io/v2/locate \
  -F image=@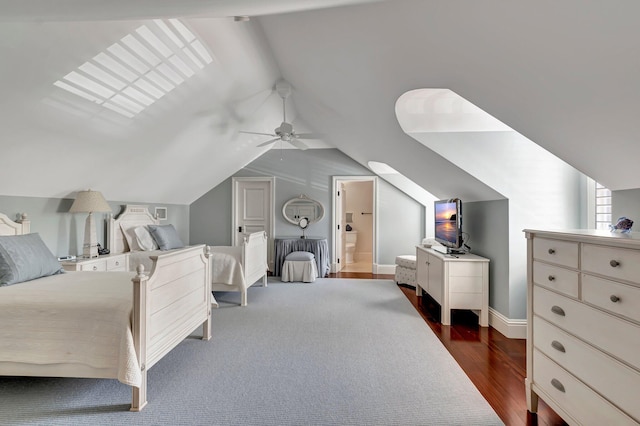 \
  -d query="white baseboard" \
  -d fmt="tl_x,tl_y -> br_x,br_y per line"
374,263 -> 396,275
489,308 -> 526,339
